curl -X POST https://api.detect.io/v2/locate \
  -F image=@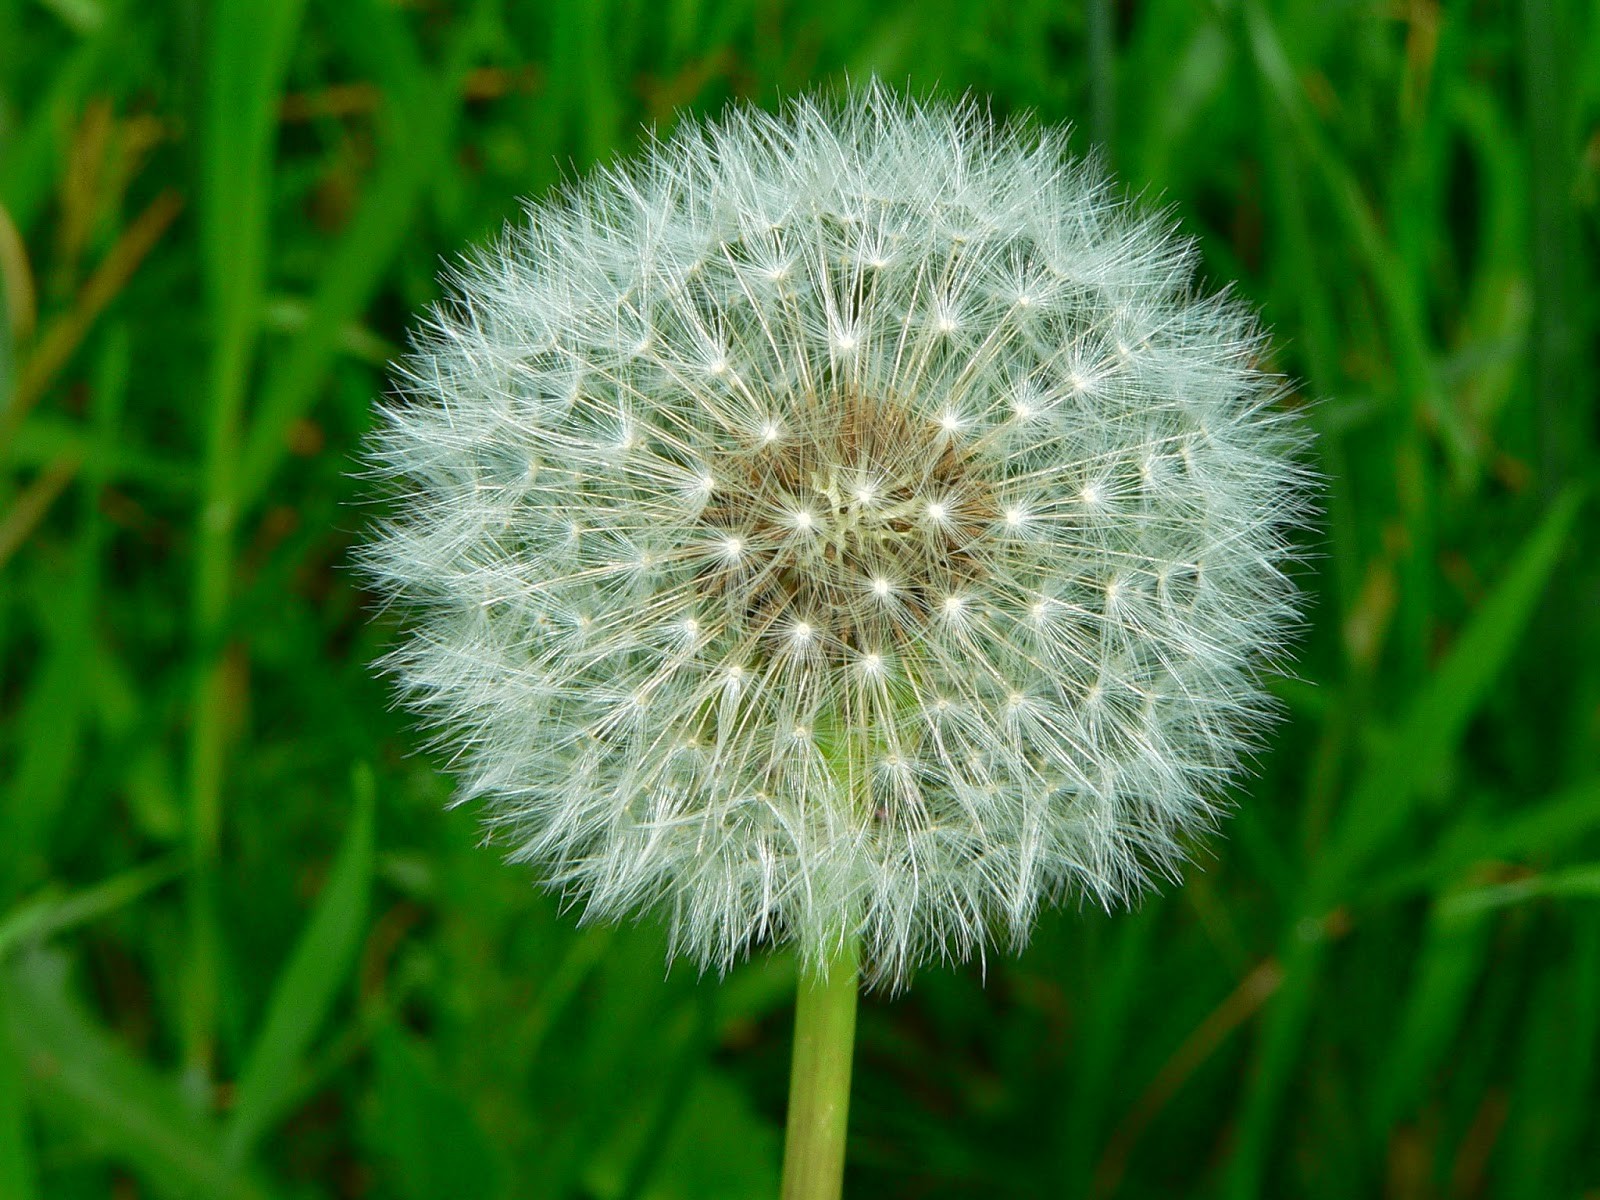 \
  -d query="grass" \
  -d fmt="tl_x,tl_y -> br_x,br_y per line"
2,1 -> 1598,1197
